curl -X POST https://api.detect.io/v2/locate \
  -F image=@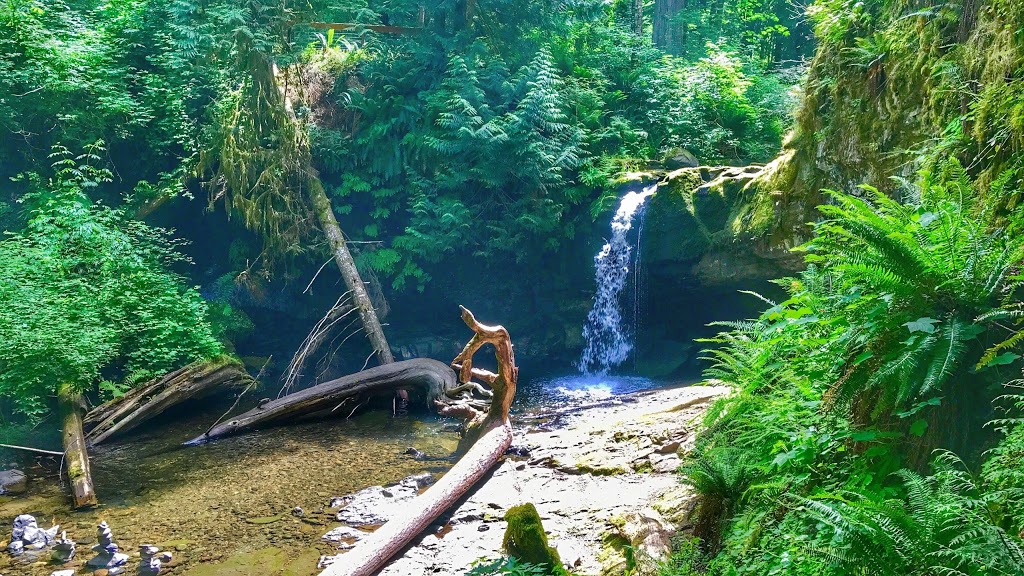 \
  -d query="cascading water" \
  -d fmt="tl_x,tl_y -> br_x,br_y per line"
578,183 -> 657,375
